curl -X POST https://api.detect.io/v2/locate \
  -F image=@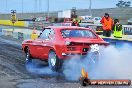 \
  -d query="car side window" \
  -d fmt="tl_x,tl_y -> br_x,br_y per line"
39,28 -> 55,40
49,29 -> 55,40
